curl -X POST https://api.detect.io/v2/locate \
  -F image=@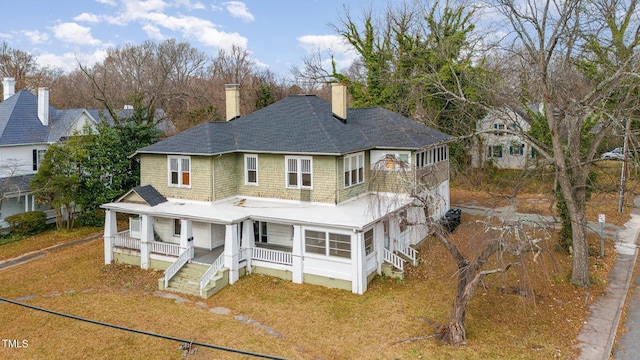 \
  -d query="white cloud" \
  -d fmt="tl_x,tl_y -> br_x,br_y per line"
142,24 -> 165,40
297,34 -> 353,55
173,0 -> 206,10
297,34 -> 357,72
223,1 -> 255,22
37,48 -> 108,71
74,13 -> 101,23
52,23 -> 102,46
23,30 -> 49,44
95,0 -> 117,5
